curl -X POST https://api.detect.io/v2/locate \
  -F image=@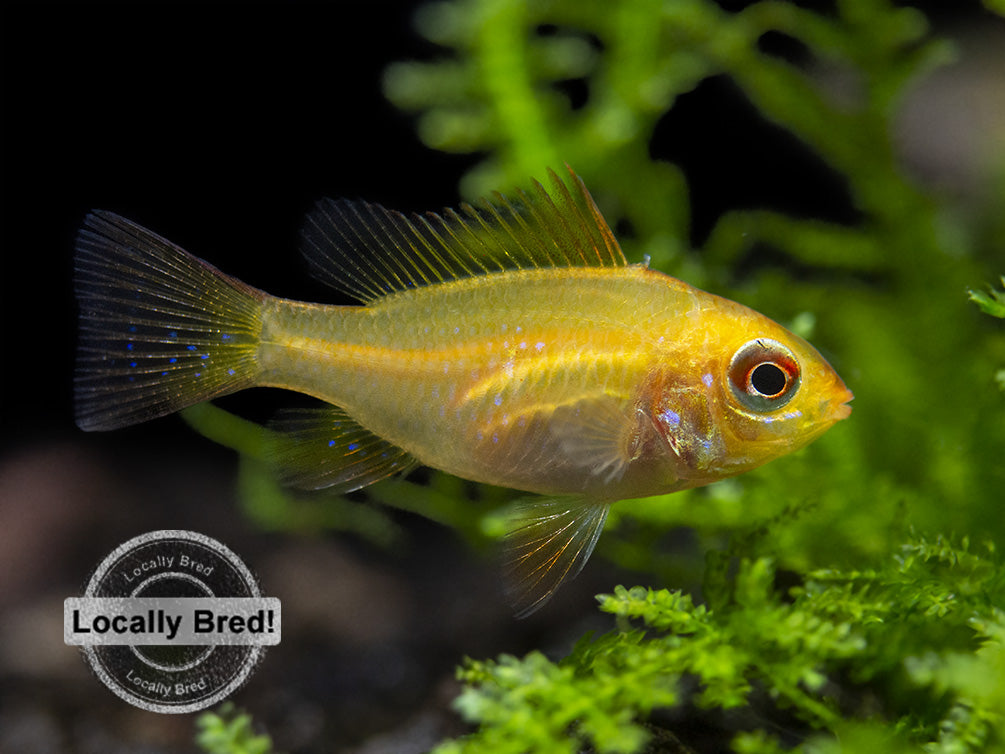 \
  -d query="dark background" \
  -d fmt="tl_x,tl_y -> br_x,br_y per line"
2,1 -> 473,445
1,2 -> 997,752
